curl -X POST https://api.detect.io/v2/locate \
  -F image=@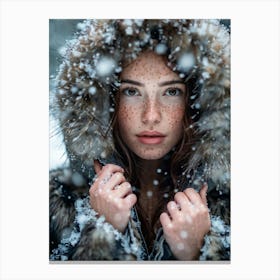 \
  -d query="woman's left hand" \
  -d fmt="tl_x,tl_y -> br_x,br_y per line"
160,184 -> 211,260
